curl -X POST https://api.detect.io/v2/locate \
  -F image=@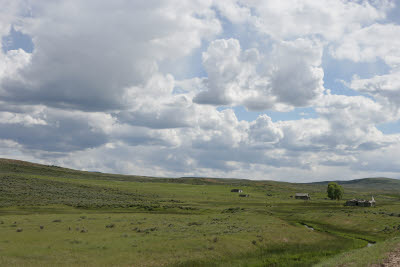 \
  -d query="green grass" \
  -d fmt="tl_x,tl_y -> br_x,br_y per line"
0,175 -> 150,208
0,209 -> 345,266
315,236 -> 400,267
1,158 -> 400,266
